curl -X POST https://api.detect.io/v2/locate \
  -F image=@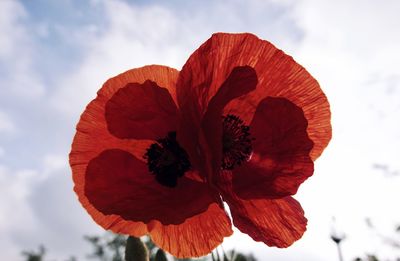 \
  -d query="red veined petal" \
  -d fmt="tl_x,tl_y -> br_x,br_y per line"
217,172 -> 307,248
101,217 -> 148,236
177,66 -> 257,182
70,65 -> 179,232
201,66 -> 257,181
105,80 -> 178,140
85,149 -> 216,225
177,33 -> 331,160
229,196 -> 307,247
148,203 -> 233,258
232,97 -> 314,199
99,65 -> 179,104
